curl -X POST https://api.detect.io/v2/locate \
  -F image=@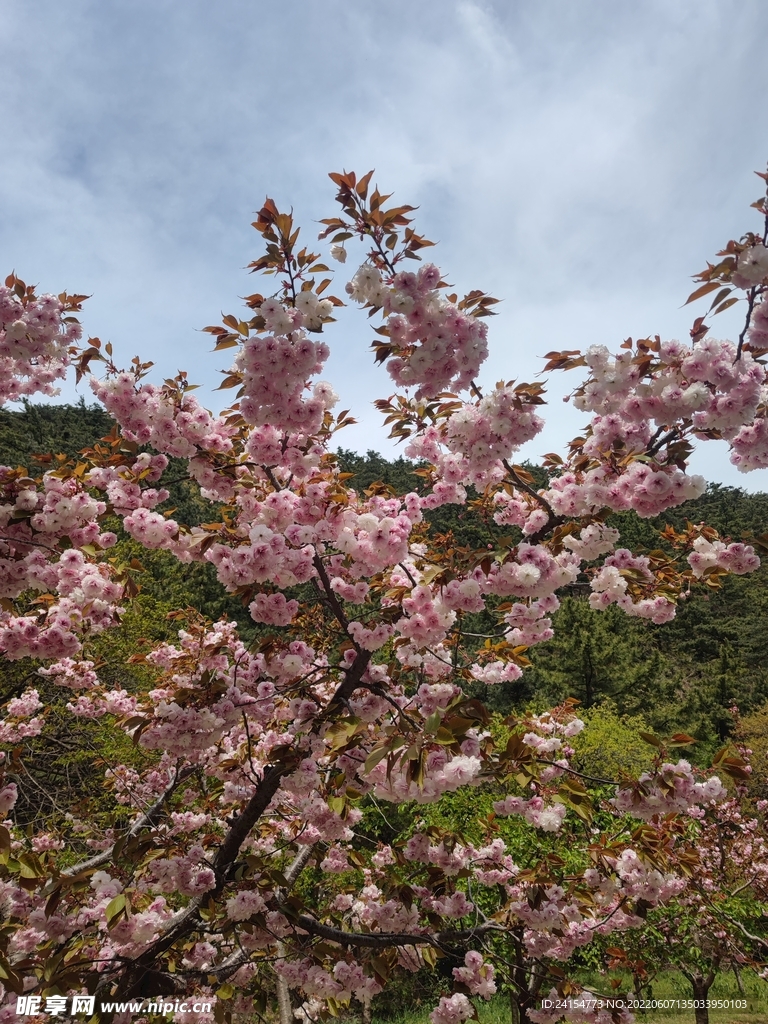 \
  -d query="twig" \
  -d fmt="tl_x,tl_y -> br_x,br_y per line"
728,875 -> 758,899
535,758 -> 619,788
398,561 -> 418,587
58,765 -> 197,880
501,459 -> 563,542
736,288 -> 758,362
0,534 -> 59,553
368,684 -> 420,729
